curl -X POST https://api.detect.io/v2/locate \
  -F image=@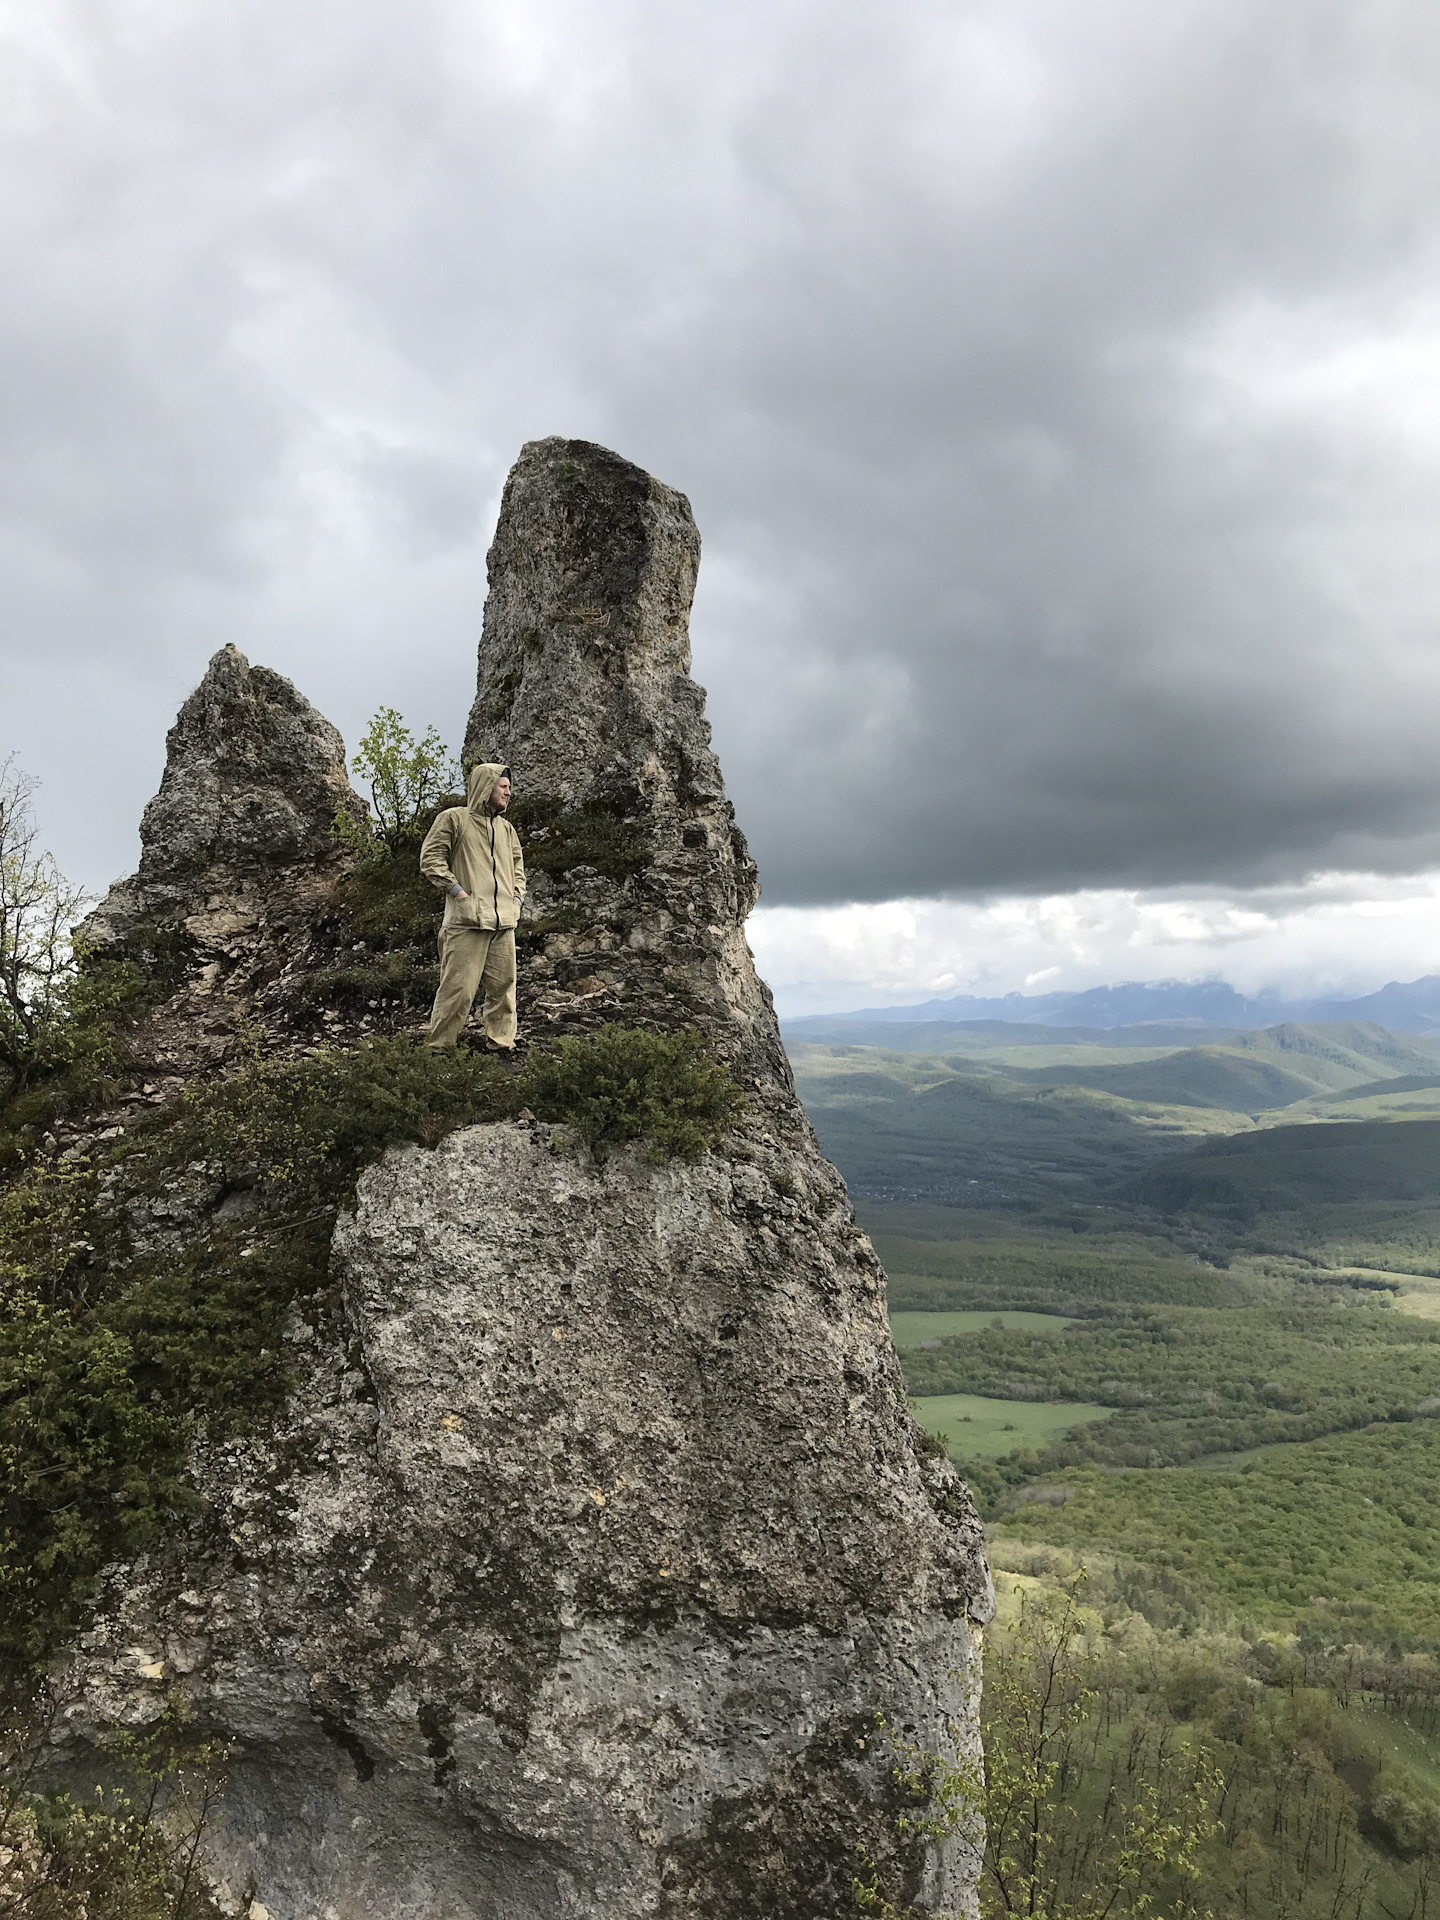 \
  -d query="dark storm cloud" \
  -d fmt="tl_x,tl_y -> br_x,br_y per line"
4,0 -> 1440,906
